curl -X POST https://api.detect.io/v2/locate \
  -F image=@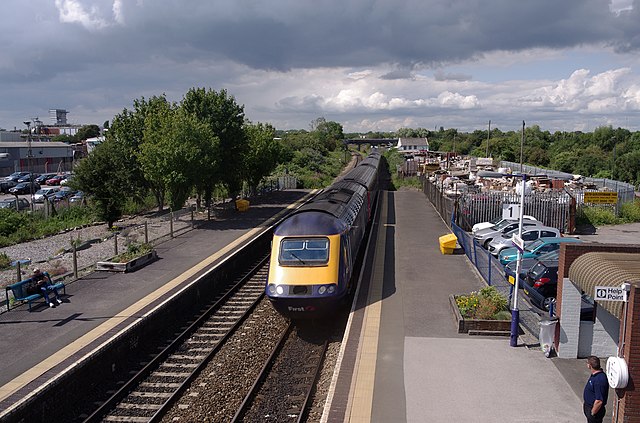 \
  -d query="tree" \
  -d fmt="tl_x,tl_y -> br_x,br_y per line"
74,124 -> 101,141
73,140 -> 134,227
243,122 -> 282,192
139,105 -> 215,211
181,88 -> 247,201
